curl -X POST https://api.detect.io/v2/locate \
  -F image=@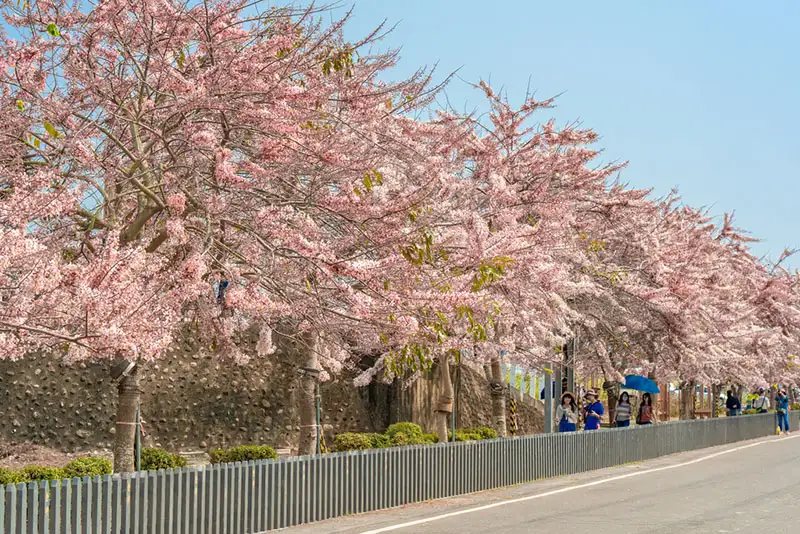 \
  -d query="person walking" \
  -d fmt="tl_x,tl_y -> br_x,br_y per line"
555,391 -> 579,433
776,389 -> 790,434
637,392 -> 655,425
753,387 -> 770,413
582,389 -> 605,431
725,390 -> 741,416
615,392 -> 633,427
